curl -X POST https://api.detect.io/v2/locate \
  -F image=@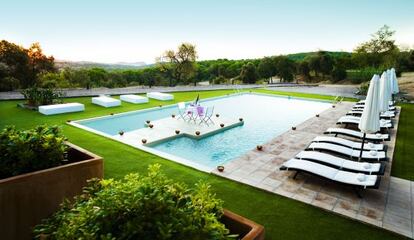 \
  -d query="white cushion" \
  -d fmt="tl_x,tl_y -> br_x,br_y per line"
92,96 -> 121,107
146,92 -> 174,101
120,94 -> 148,104
369,150 -> 377,156
357,173 -> 366,182
38,103 -> 85,115
363,163 -> 371,169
